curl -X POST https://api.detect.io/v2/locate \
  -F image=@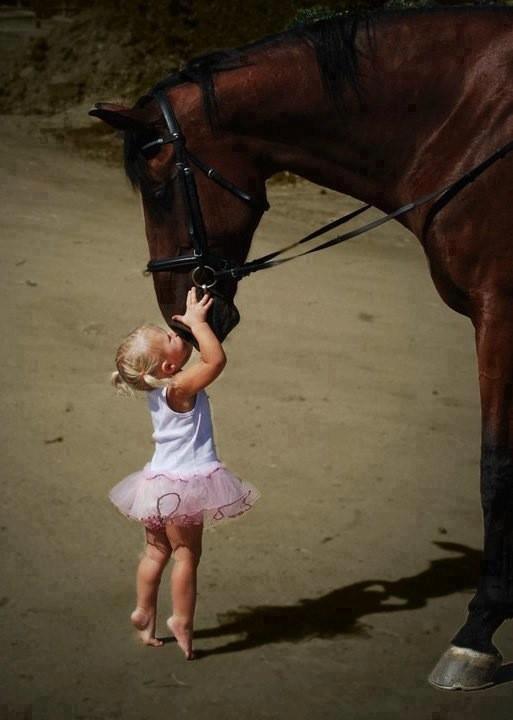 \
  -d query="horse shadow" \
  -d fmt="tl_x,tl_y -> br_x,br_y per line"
162,541 -> 513,684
